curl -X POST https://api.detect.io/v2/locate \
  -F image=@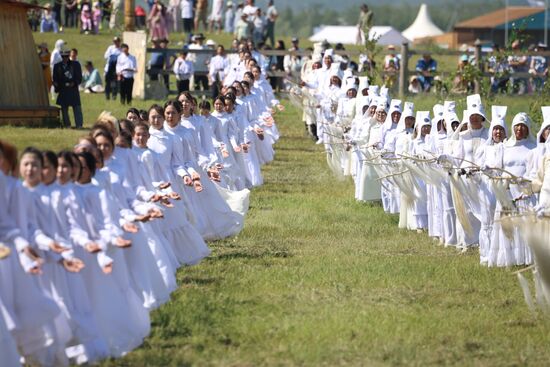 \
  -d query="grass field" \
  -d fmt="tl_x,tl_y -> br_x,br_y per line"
4,97 -> 550,365
2,28 -> 548,366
